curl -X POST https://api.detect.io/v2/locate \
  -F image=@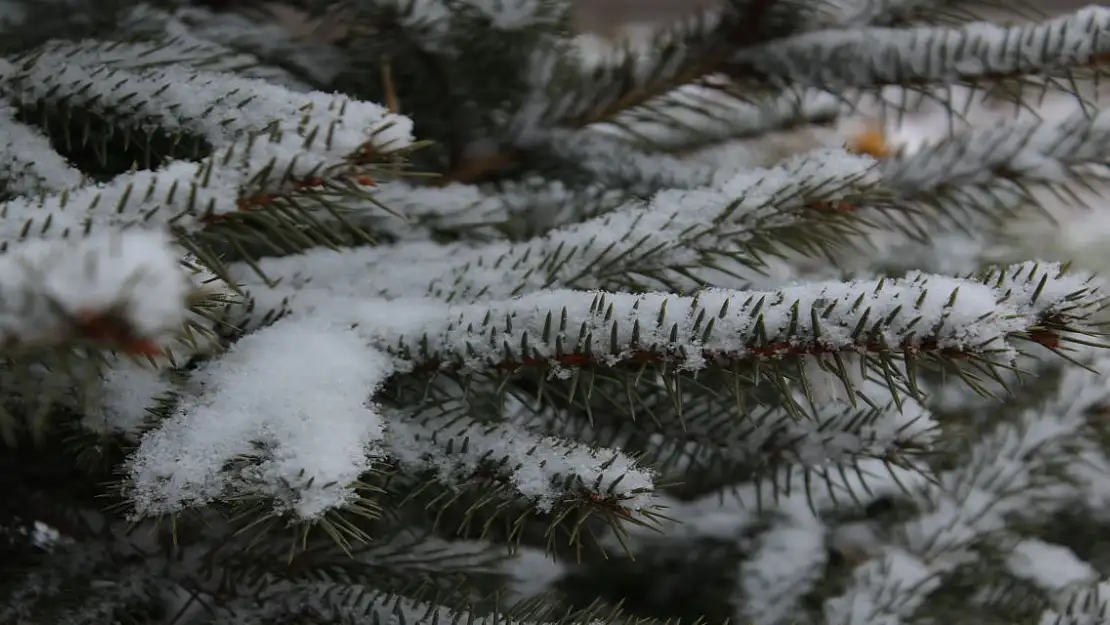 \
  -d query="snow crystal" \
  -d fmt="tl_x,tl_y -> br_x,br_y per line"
741,7 -> 1110,89
83,360 -> 175,436
5,39 -> 413,150
232,148 -> 879,302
